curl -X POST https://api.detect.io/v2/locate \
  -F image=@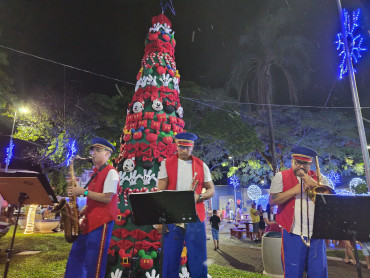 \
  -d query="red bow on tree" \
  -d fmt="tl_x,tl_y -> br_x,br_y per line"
166,100 -> 176,106
151,95 -> 162,102
137,149 -> 152,157
142,156 -> 153,162
140,240 -> 161,251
